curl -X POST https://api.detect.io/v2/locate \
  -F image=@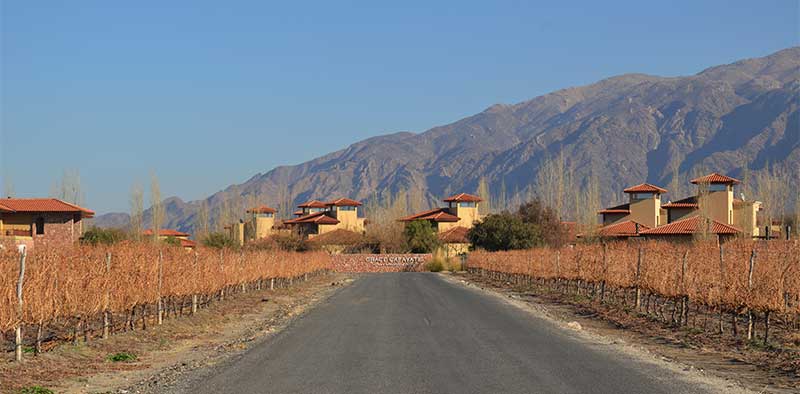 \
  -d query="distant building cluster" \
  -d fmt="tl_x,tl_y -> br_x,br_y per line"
596,172 -> 766,242
0,171 -> 781,252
